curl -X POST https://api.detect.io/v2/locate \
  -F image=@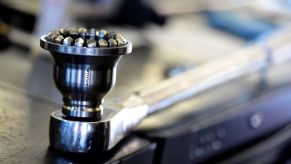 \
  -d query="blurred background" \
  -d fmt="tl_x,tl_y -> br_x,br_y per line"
1,0 -> 291,104
1,0 -> 291,163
